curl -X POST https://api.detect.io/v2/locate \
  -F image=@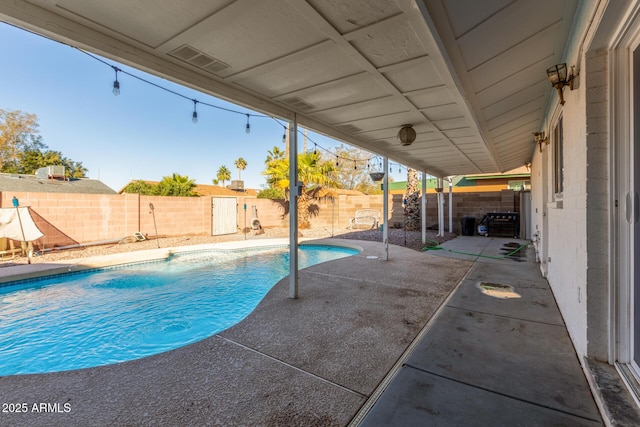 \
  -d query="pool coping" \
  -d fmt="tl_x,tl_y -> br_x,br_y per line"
0,237 -> 365,286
